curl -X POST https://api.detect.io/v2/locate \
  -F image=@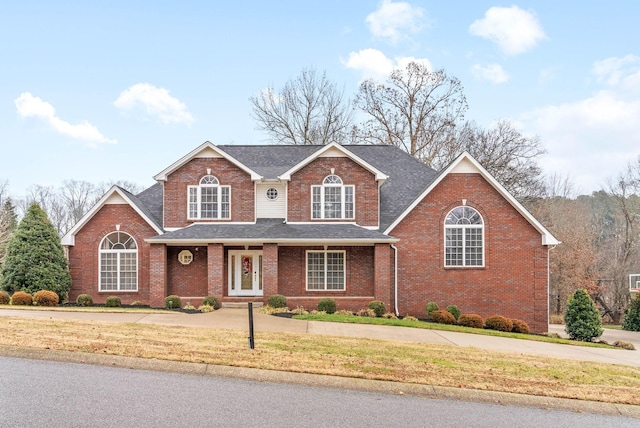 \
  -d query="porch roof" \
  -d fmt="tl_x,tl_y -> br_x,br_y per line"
145,218 -> 397,245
